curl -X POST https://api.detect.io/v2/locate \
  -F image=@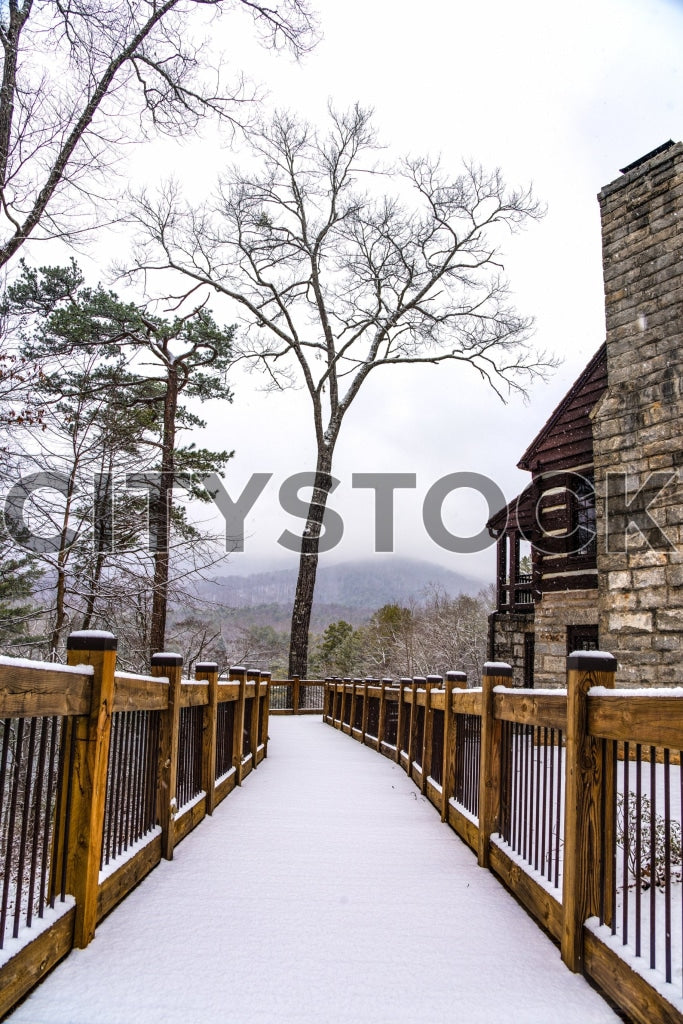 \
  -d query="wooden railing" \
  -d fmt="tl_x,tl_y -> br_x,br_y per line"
324,657 -> 683,1024
268,678 -> 325,715
0,634 -> 271,1018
